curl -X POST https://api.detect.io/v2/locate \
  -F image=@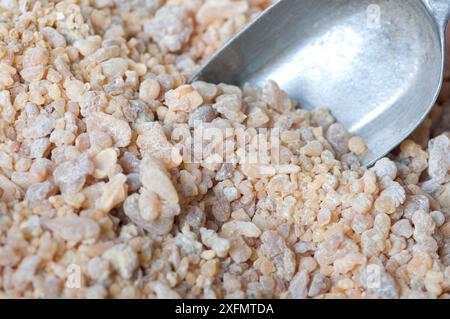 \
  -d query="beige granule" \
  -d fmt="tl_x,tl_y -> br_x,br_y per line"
348,136 -> 366,155
0,0 -> 449,300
